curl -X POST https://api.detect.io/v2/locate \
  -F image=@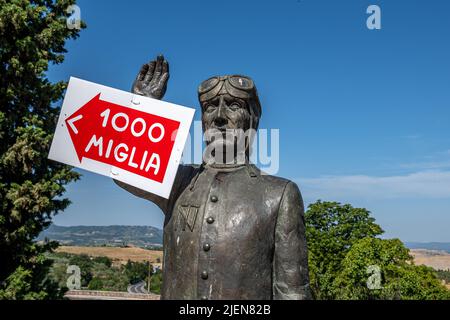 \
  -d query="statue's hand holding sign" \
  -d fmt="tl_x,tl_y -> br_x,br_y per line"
132,55 -> 169,100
